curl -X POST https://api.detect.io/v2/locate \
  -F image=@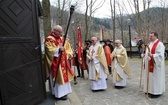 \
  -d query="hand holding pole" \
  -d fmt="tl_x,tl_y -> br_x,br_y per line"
53,5 -> 75,87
